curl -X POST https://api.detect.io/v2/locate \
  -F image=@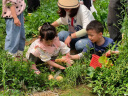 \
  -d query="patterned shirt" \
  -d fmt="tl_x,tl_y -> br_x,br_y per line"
26,37 -> 70,62
56,5 -> 94,33
2,0 -> 26,18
